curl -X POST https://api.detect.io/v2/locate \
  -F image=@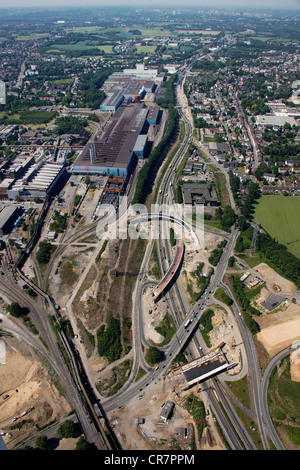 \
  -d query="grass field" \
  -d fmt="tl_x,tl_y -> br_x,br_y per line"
136,45 -> 157,54
253,195 -> 300,258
